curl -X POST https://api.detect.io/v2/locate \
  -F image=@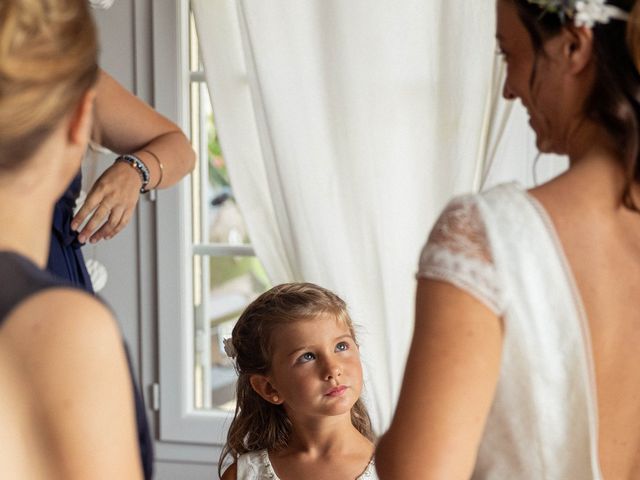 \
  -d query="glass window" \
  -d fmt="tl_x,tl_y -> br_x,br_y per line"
188,13 -> 270,412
